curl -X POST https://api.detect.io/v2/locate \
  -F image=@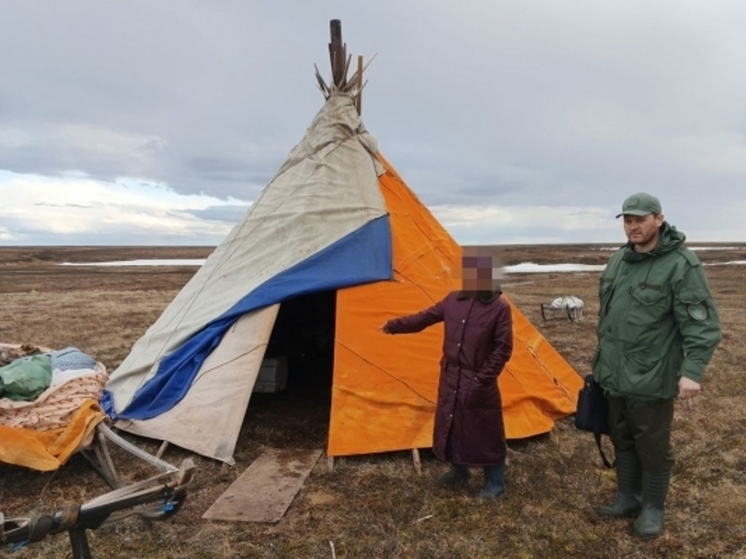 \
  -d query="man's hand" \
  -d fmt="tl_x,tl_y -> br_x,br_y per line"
678,377 -> 701,399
